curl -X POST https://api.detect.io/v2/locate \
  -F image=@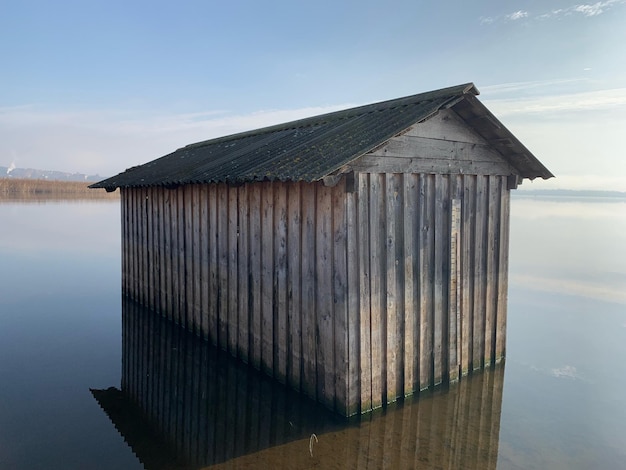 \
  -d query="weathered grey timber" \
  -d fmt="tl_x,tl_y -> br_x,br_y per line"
92,83 -> 553,416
